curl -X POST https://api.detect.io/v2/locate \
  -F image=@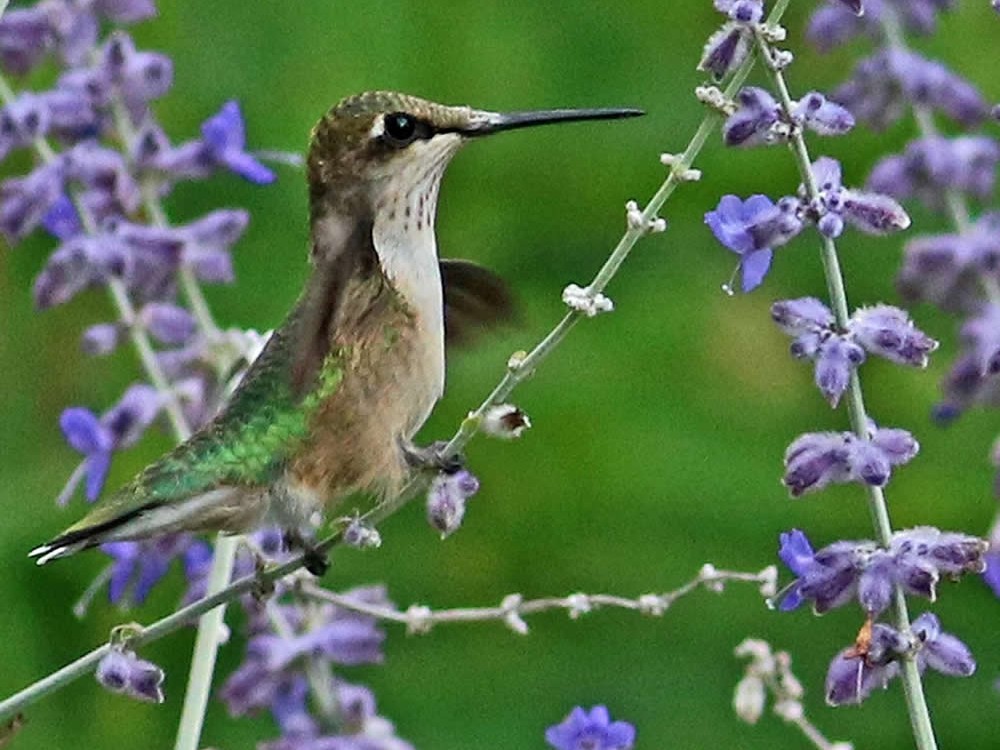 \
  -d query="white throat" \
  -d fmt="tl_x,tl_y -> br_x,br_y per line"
369,134 -> 462,403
